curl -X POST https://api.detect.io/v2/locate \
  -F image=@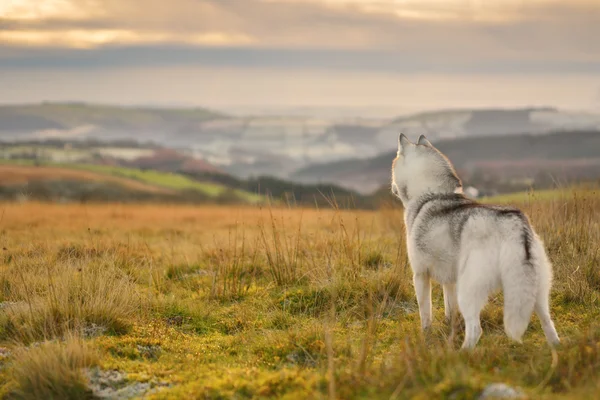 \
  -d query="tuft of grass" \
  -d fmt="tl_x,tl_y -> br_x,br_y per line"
362,251 -> 386,270
153,299 -> 218,335
259,208 -> 306,287
205,225 -> 262,301
9,337 -> 97,400
0,253 -> 140,343
277,270 -> 412,319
